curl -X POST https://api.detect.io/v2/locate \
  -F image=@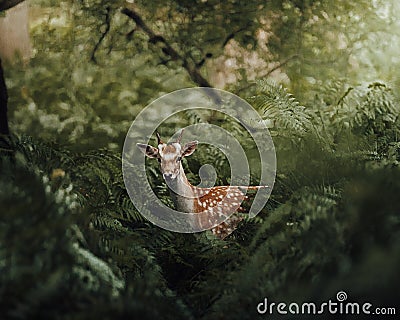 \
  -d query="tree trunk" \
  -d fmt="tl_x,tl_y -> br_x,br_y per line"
0,0 -> 29,135
0,1 -> 31,62
0,56 -> 9,135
